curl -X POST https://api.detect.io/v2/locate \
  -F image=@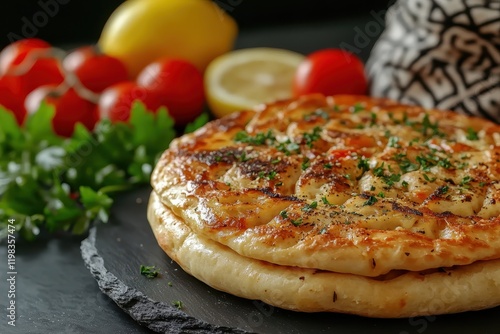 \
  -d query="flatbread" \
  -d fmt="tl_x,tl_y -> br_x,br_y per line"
148,191 -> 500,318
148,94 -> 500,316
